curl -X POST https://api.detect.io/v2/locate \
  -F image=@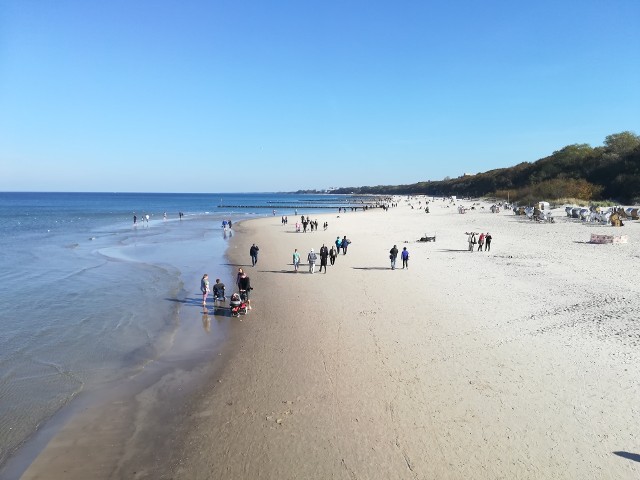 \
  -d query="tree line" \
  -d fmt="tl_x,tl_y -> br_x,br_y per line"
326,132 -> 640,204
